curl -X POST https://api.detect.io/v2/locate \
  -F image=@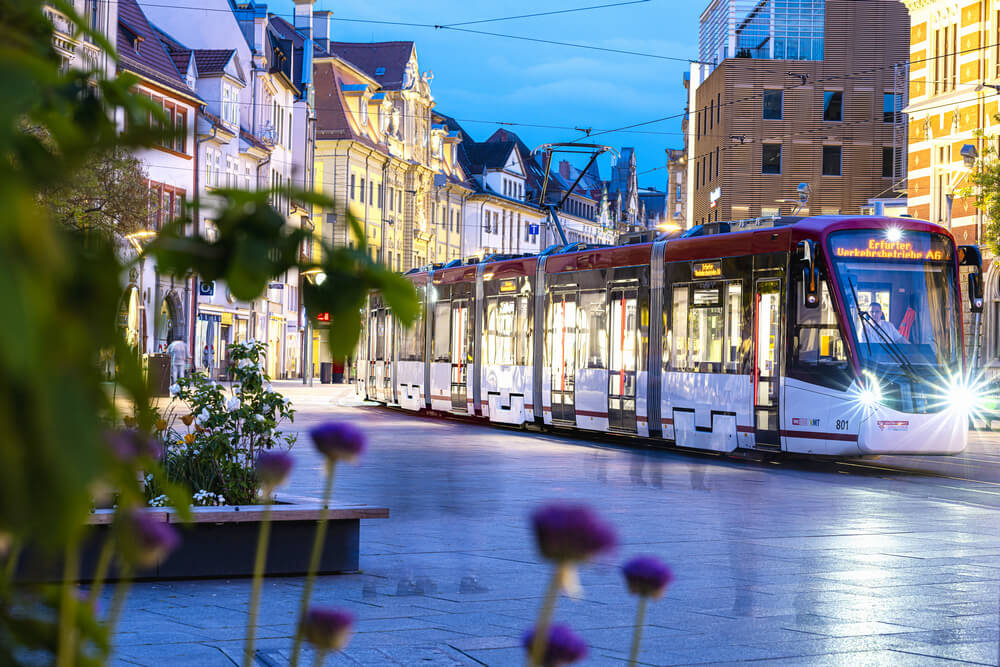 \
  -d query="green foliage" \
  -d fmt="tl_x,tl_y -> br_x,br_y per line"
147,341 -> 295,506
964,130 -> 1000,255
